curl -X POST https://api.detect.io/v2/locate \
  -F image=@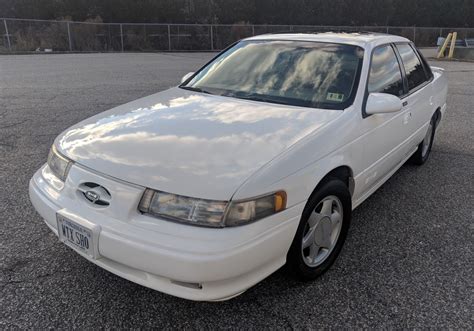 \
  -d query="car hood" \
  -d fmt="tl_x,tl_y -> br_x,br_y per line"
57,87 -> 341,200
